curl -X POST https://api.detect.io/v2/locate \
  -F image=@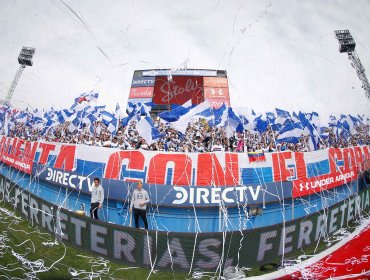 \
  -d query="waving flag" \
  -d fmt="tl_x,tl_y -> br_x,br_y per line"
272,108 -> 292,130
170,101 -> 210,134
71,92 -> 99,110
56,109 -> 74,123
277,121 -> 308,144
107,116 -> 119,134
158,100 -> 192,122
253,114 -> 269,132
15,112 -> 29,123
136,116 -> 164,145
215,107 -> 244,137
101,110 -> 115,125
297,112 -> 319,150
210,104 -> 227,126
